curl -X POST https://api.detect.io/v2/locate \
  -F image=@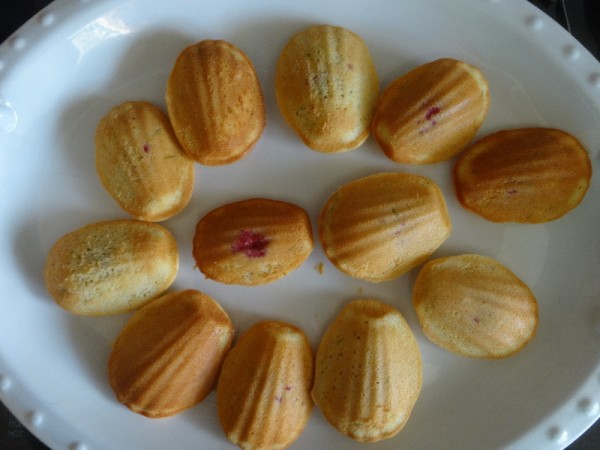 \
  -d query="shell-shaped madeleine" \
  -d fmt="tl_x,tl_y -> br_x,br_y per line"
95,101 -> 195,222
217,321 -> 314,450
44,220 -> 178,316
193,198 -> 314,286
275,25 -> 379,153
319,172 -> 451,282
166,40 -> 266,165
312,300 -> 422,442
413,254 -> 538,358
454,128 -> 592,223
109,290 -> 234,418
373,58 -> 490,164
